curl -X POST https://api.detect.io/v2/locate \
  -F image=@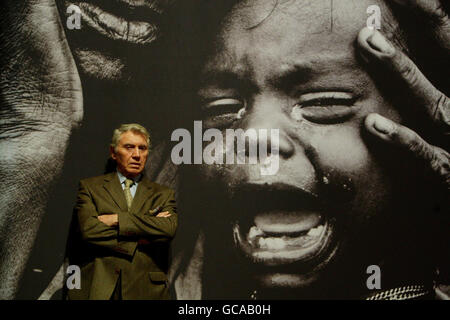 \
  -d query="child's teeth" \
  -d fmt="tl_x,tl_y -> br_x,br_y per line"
247,224 -> 325,249
307,225 -> 323,237
248,226 -> 264,240
258,237 -> 286,249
